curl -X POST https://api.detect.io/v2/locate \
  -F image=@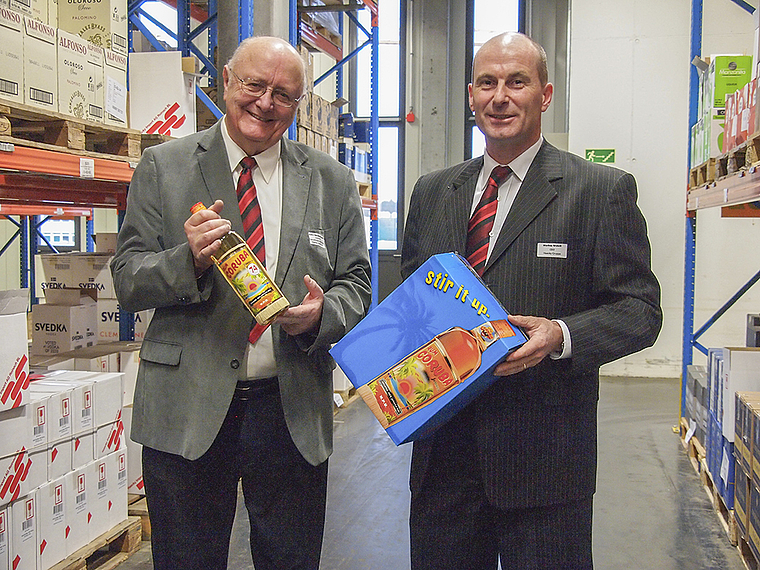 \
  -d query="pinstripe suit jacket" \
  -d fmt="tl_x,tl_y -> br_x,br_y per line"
401,140 -> 662,509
